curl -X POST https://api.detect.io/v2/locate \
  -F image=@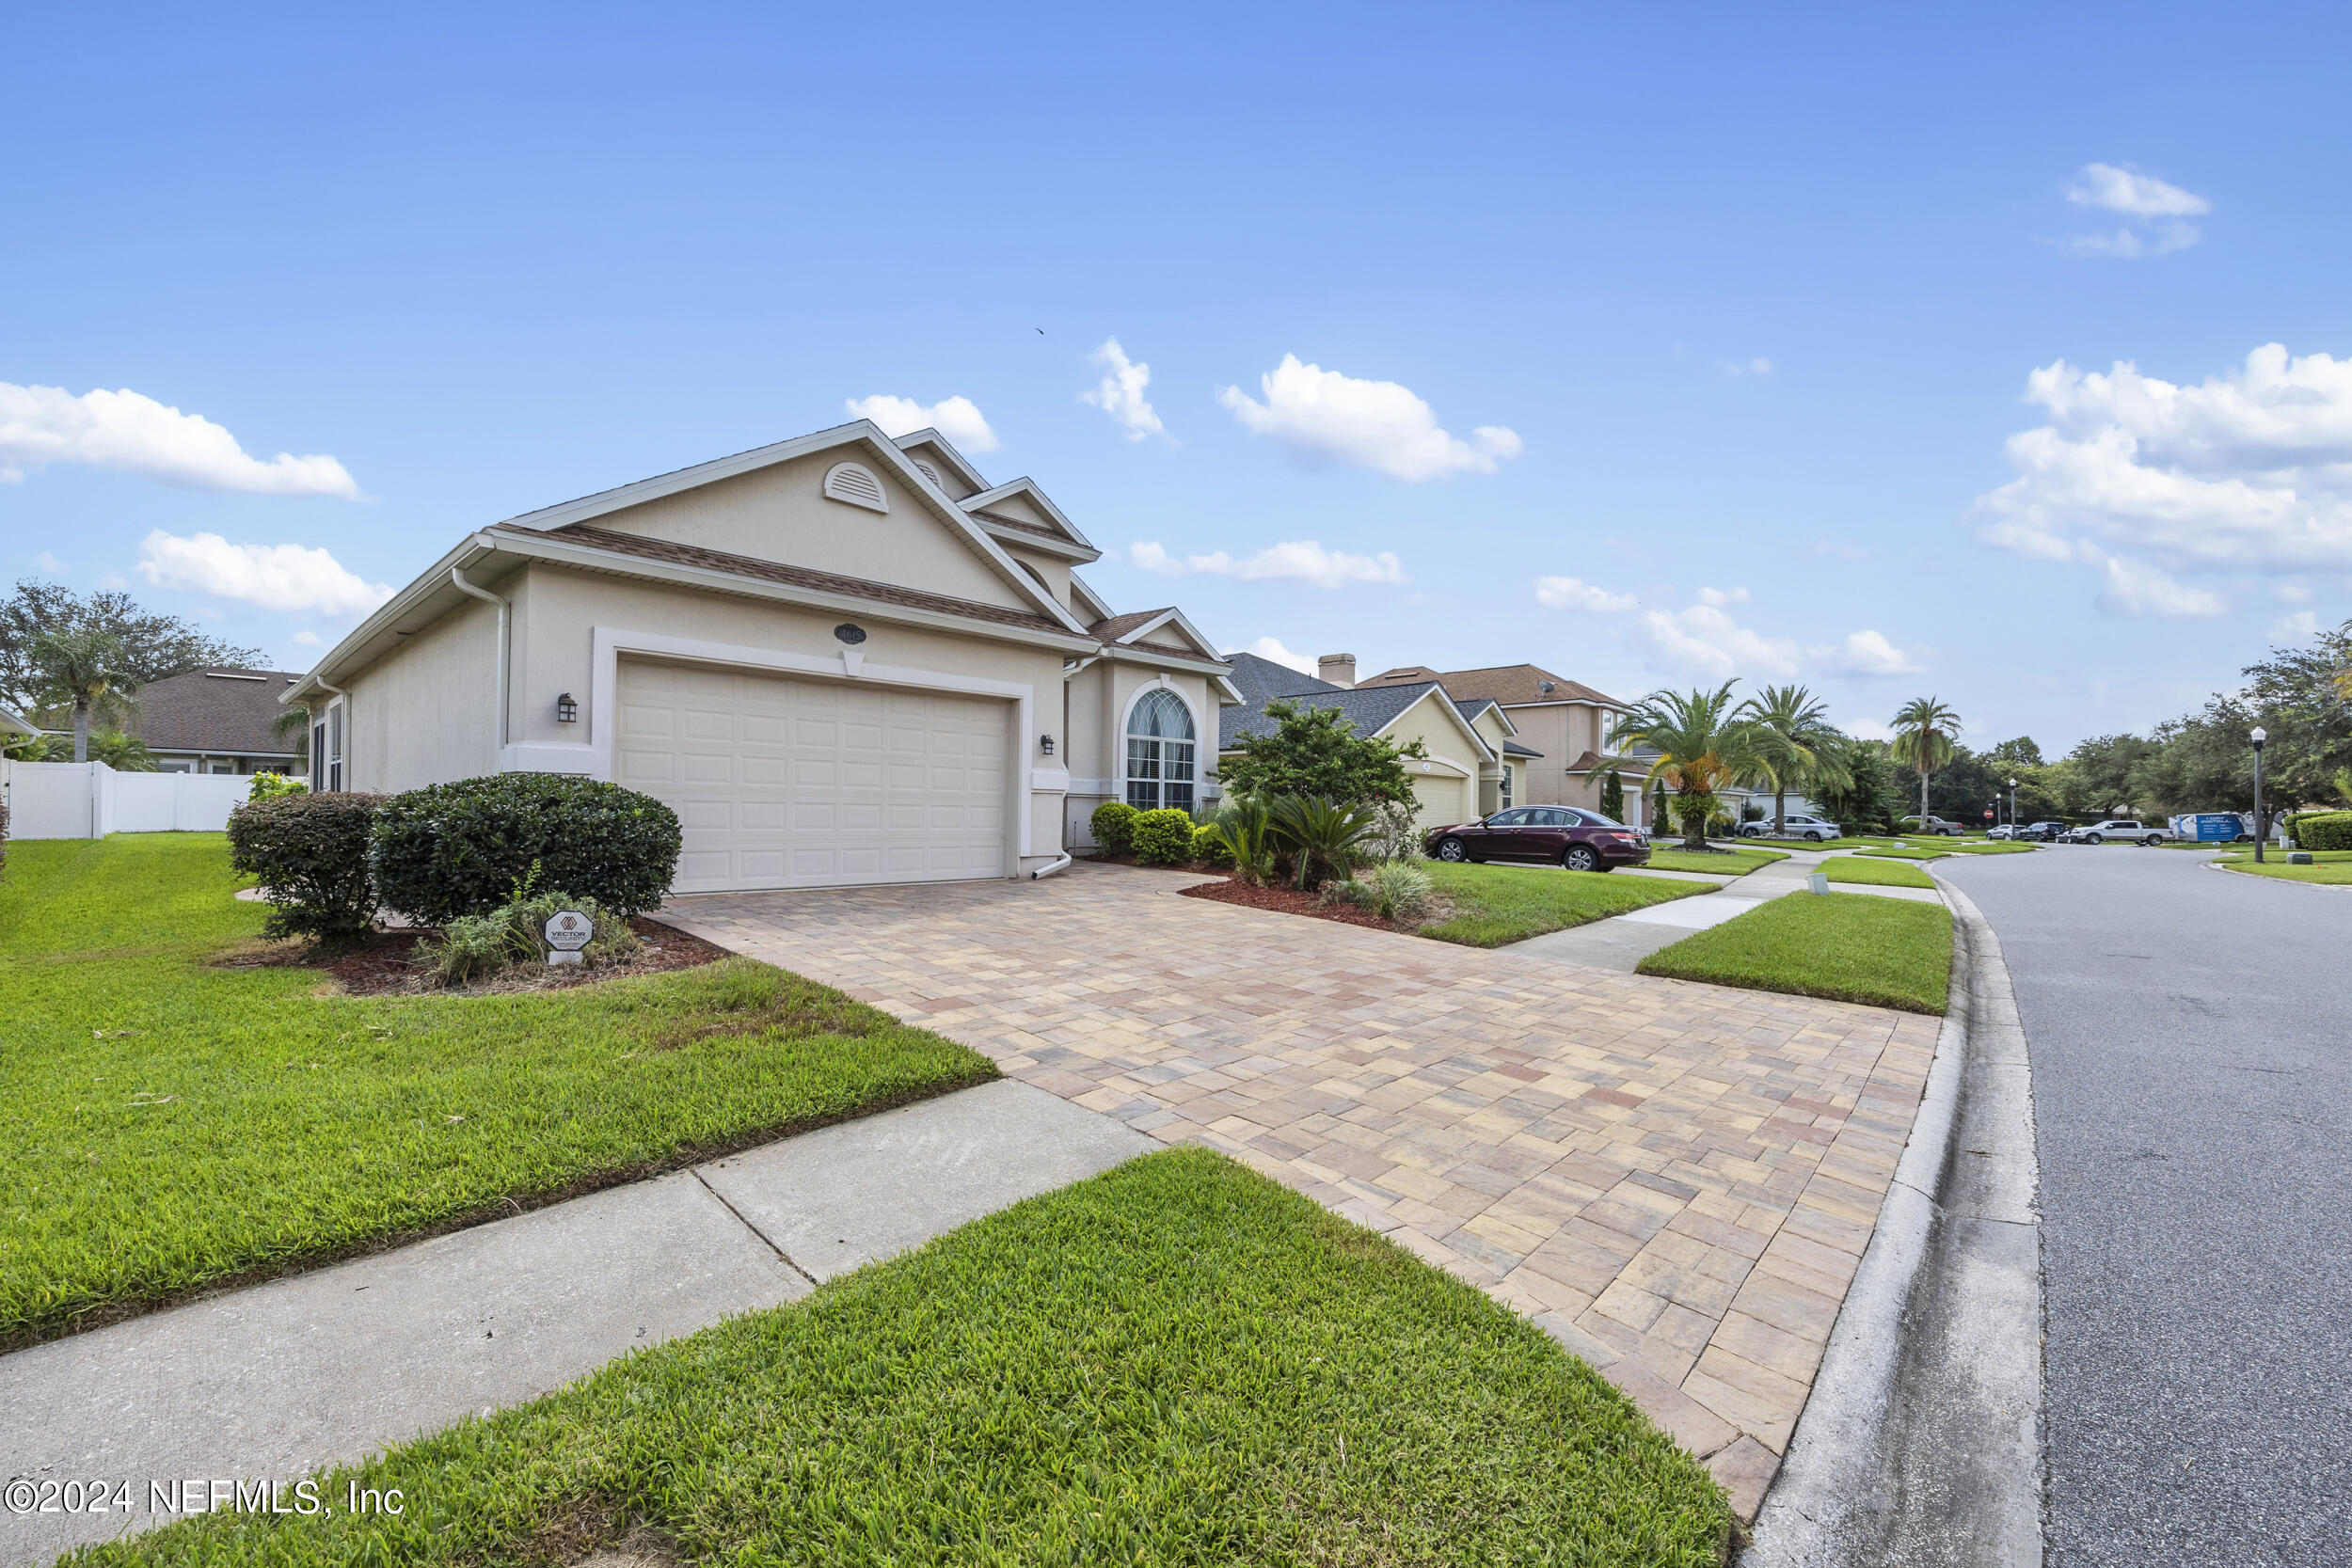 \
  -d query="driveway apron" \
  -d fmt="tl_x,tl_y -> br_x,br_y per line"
661,861 -> 1941,1516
